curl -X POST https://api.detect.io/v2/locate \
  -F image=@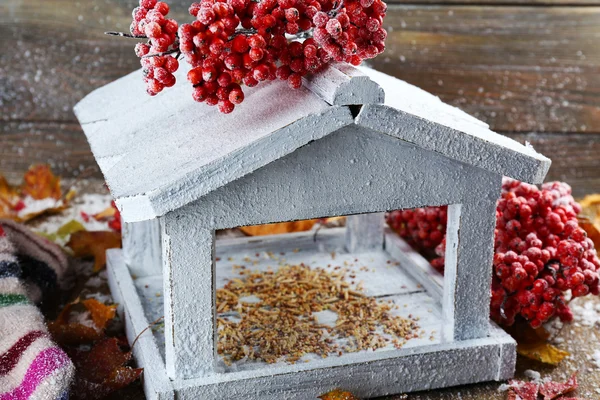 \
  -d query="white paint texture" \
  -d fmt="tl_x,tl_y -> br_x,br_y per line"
74,65 -> 550,223
345,213 -> 385,252
161,216 -> 215,379
106,250 -> 174,400
303,63 -> 385,105
122,219 -> 162,277
170,125 -> 500,229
